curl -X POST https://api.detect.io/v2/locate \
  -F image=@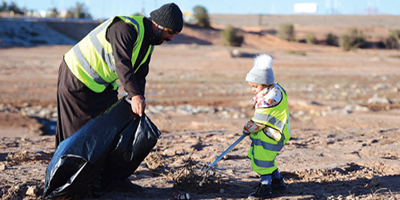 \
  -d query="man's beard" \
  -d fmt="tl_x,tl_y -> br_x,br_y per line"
149,29 -> 164,45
